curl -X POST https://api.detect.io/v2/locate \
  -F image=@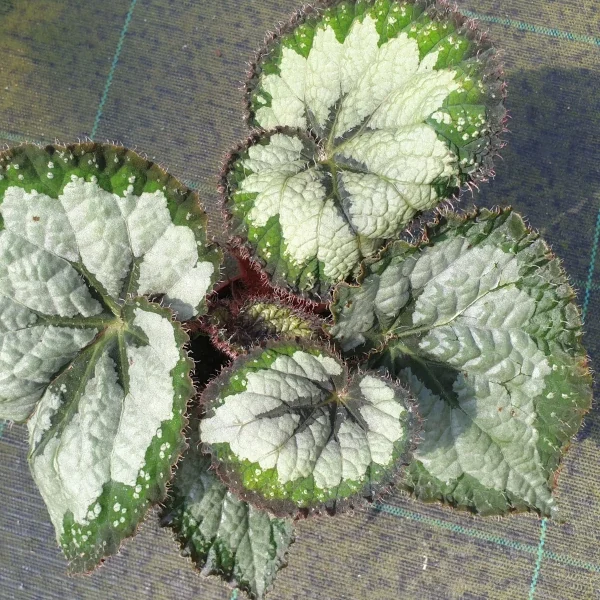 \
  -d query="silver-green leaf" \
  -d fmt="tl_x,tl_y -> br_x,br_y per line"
0,142 -> 222,570
162,428 -> 294,600
331,208 -> 592,516
0,142 -> 220,421
28,298 -> 193,571
224,0 -> 505,297
199,342 -> 417,515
